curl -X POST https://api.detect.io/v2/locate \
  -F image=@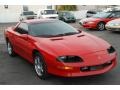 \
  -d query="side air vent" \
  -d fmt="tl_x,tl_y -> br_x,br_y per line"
50,38 -> 64,41
77,35 -> 85,37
